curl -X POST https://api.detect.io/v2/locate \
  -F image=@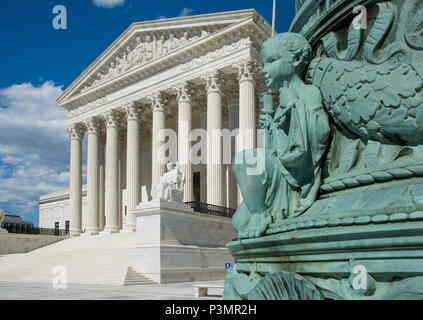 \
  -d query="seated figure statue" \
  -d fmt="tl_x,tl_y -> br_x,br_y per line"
232,32 -> 330,239
151,163 -> 186,203
0,210 -> 6,233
